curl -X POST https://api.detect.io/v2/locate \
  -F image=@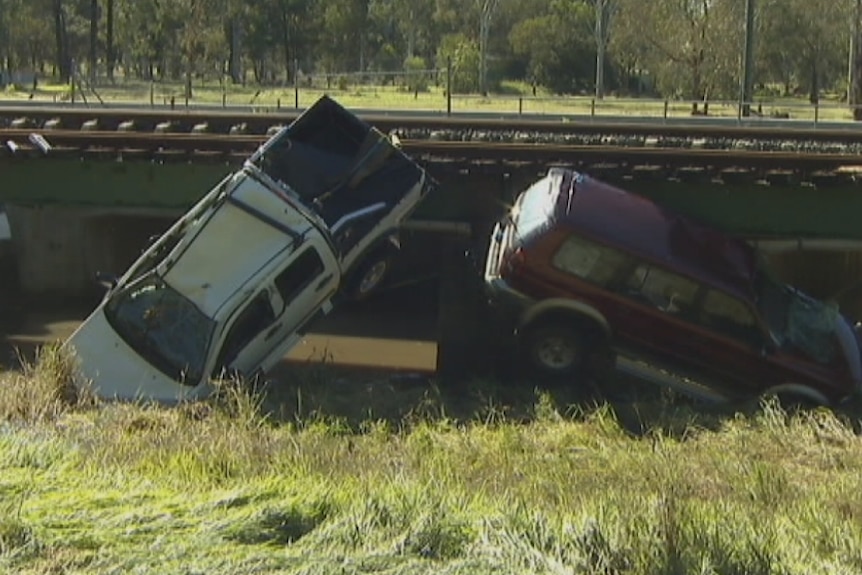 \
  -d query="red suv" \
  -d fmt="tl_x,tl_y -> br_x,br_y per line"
483,167 -> 862,406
